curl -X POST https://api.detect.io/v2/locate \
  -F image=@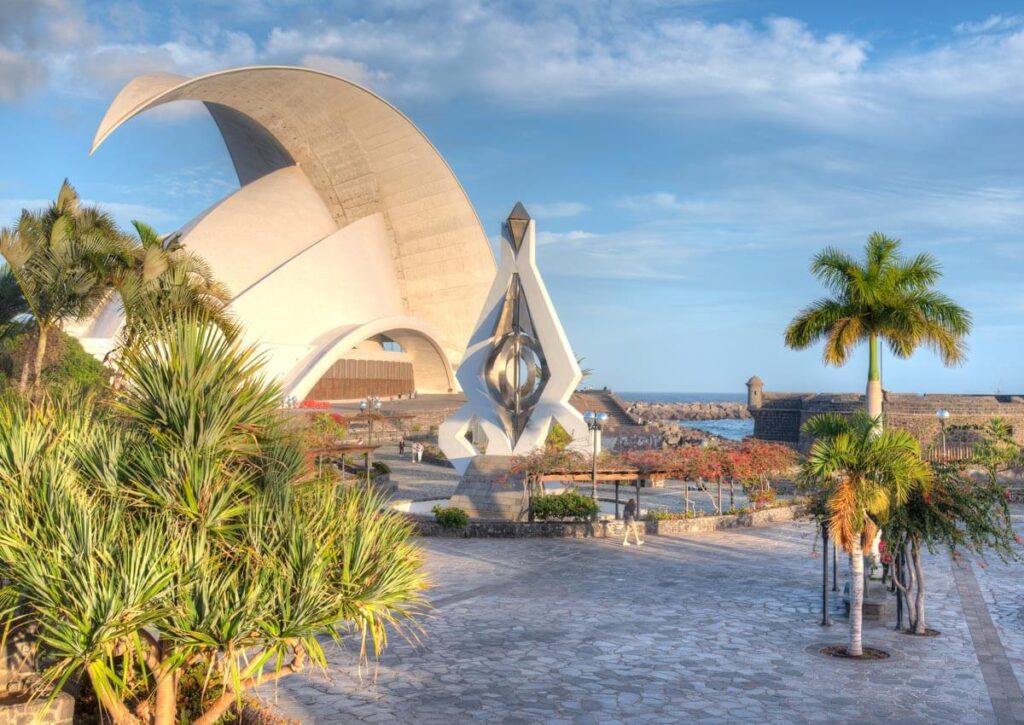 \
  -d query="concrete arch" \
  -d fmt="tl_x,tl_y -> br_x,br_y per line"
284,316 -> 455,401
90,65 -> 495,361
